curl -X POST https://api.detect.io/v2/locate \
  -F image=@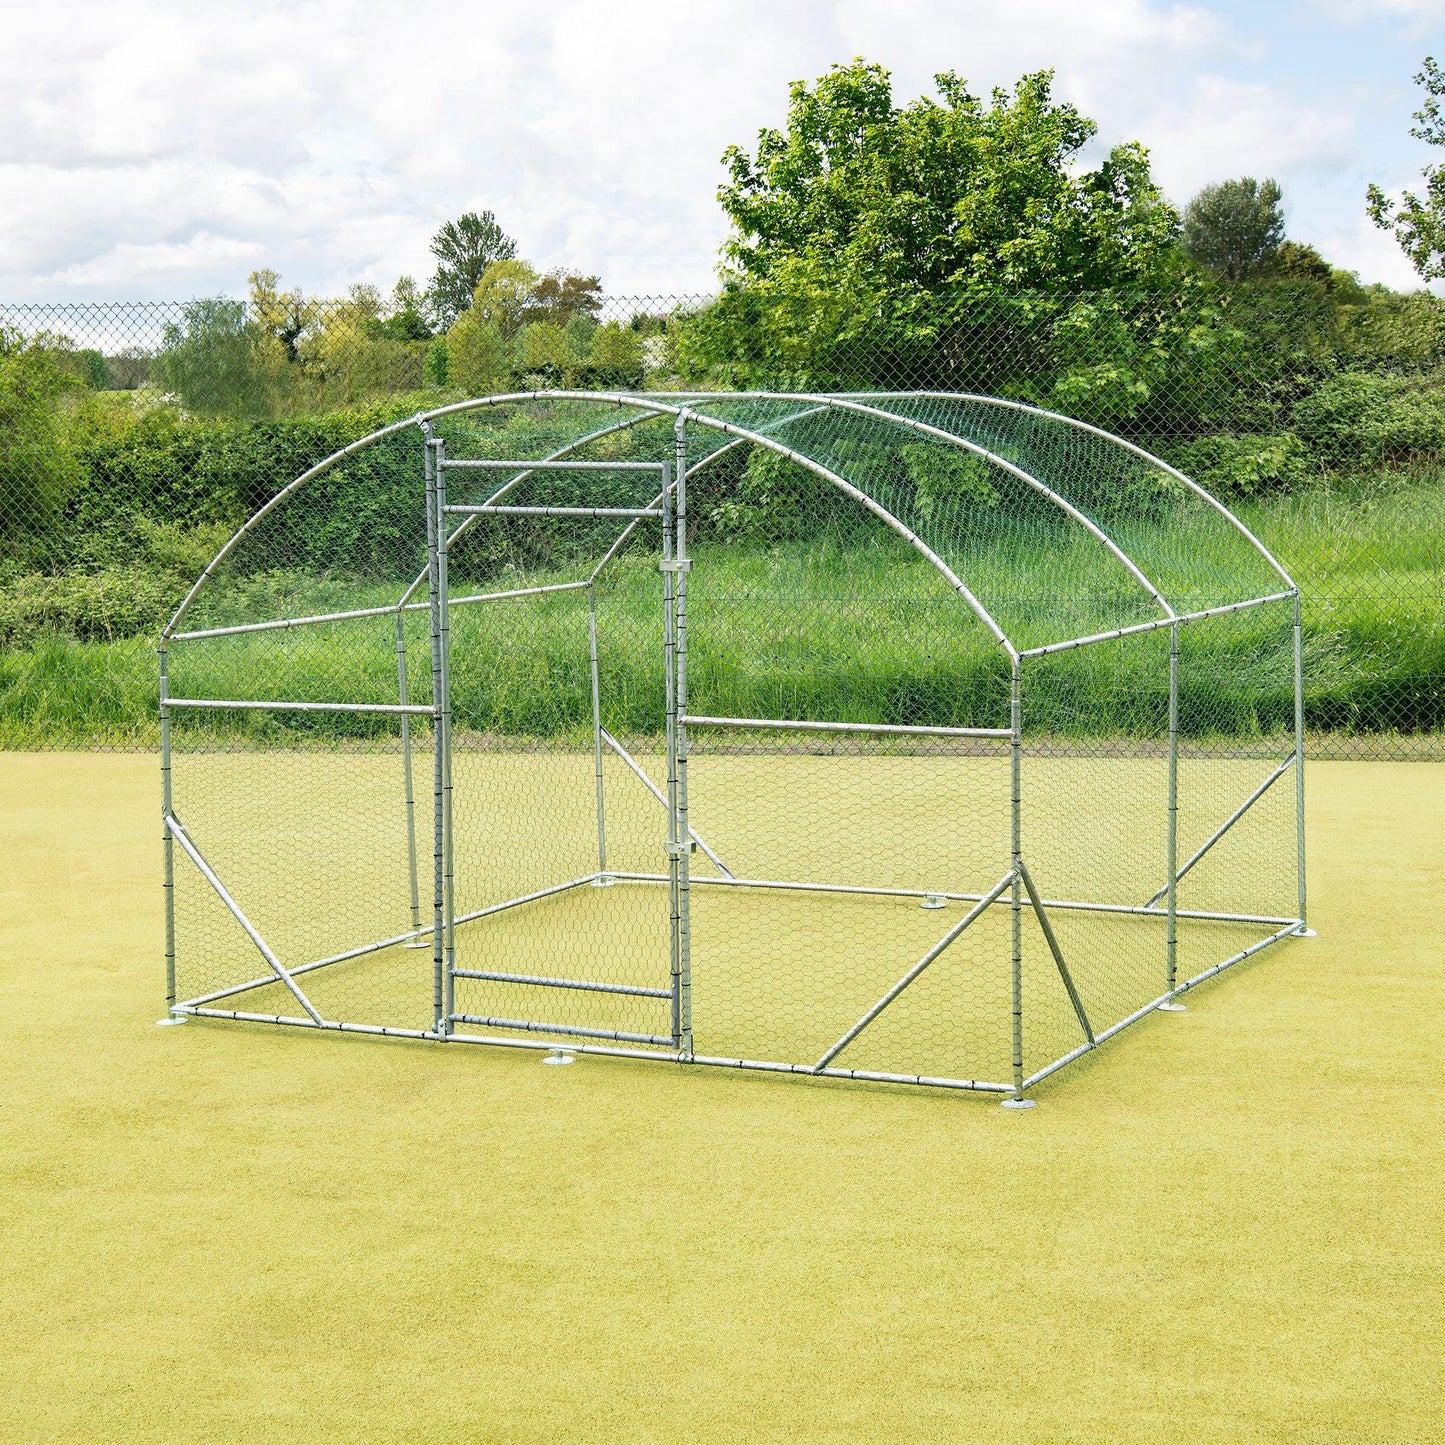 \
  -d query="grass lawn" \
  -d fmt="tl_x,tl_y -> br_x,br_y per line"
0,753 -> 1442,1442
